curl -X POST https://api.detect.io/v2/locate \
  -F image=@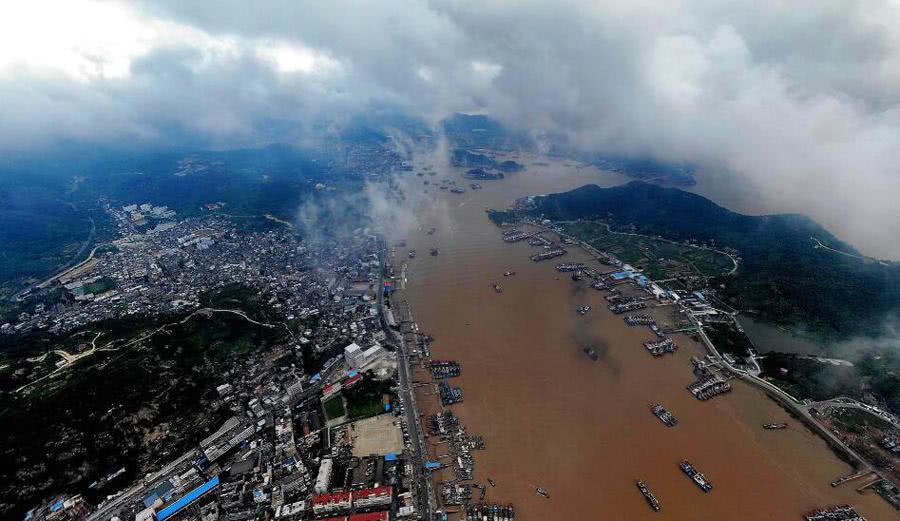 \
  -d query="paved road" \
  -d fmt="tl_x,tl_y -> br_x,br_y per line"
377,239 -> 433,519
691,314 -> 878,477
807,397 -> 900,430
